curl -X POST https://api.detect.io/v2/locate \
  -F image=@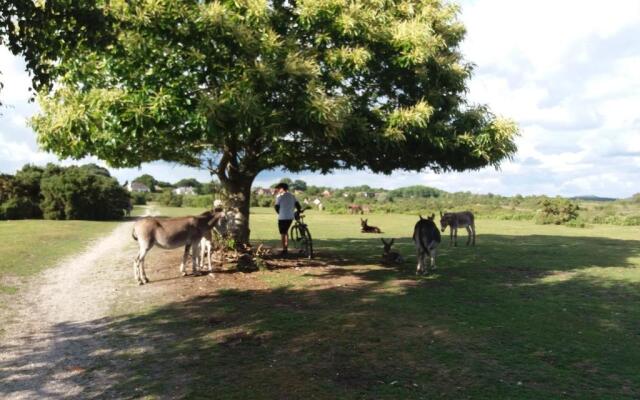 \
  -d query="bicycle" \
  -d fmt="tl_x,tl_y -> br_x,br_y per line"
289,212 -> 313,259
